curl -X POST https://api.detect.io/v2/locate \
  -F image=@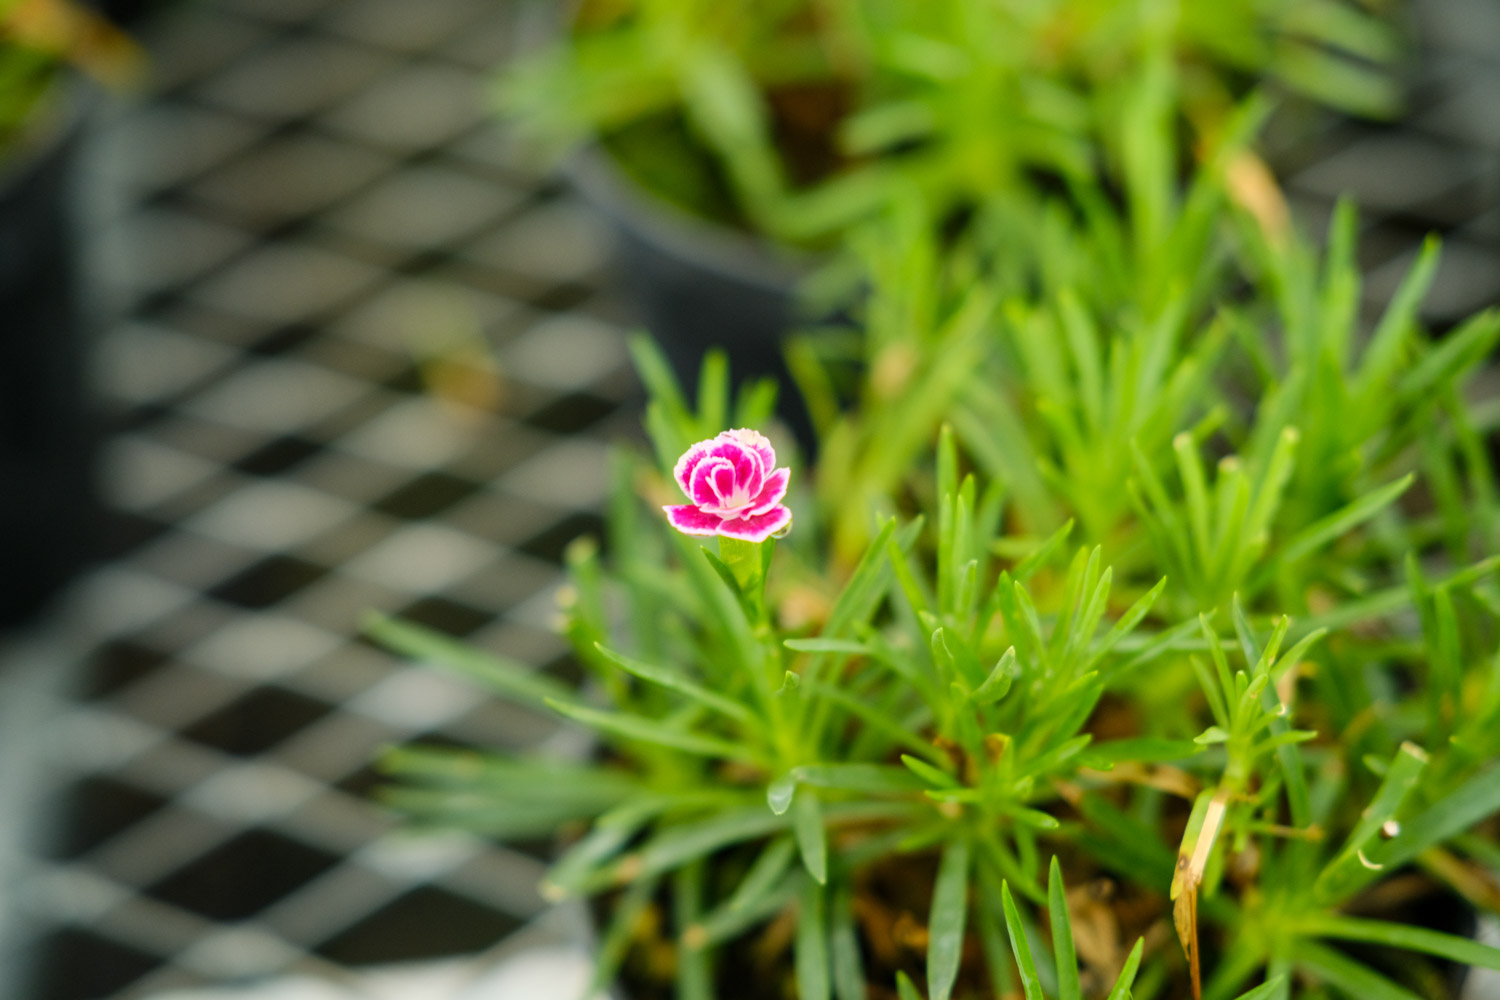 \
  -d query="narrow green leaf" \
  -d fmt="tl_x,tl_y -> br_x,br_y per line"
546,699 -> 760,763
1231,977 -> 1289,1000
1082,738 -> 1202,764
1292,940 -> 1423,1000
629,808 -> 790,883
902,754 -> 960,789
797,877 -> 831,1000
1276,474 -> 1415,567
830,879 -> 866,1000
973,647 -> 1019,705
1356,238 -> 1439,404
1295,914 -> 1500,970
794,764 -> 926,796
364,613 -> 575,710
928,840 -> 971,1000
1377,758 -> 1500,876
729,836 -> 797,913
691,872 -> 801,949
786,639 -> 873,655
1105,939 -> 1145,1000
589,873 -> 661,997
1048,857 -> 1080,1000
795,790 -> 828,884
1009,519 -> 1077,581
696,349 -> 728,435
595,644 -> 754,724
1315,742 -> 1428,904
675,862 -> 712,1000
768,773 -> 797,816
1001,882 -> 1044,1000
